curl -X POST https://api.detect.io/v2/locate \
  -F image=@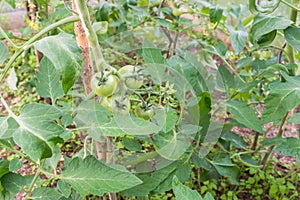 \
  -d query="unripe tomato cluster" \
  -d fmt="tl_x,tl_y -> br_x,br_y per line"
91,65 -> 154,120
